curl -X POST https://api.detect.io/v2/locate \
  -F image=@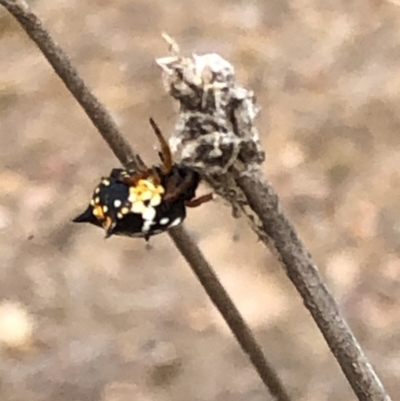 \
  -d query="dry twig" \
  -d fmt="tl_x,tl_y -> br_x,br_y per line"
0,1 -> 291,400
157,49 -> 392,401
